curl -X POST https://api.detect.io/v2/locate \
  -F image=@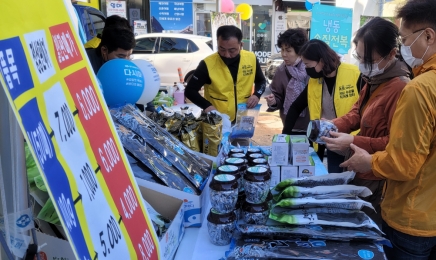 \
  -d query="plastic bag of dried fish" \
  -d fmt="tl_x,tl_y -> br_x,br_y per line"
116,122 -> 199,194
111,105 -> 210,190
